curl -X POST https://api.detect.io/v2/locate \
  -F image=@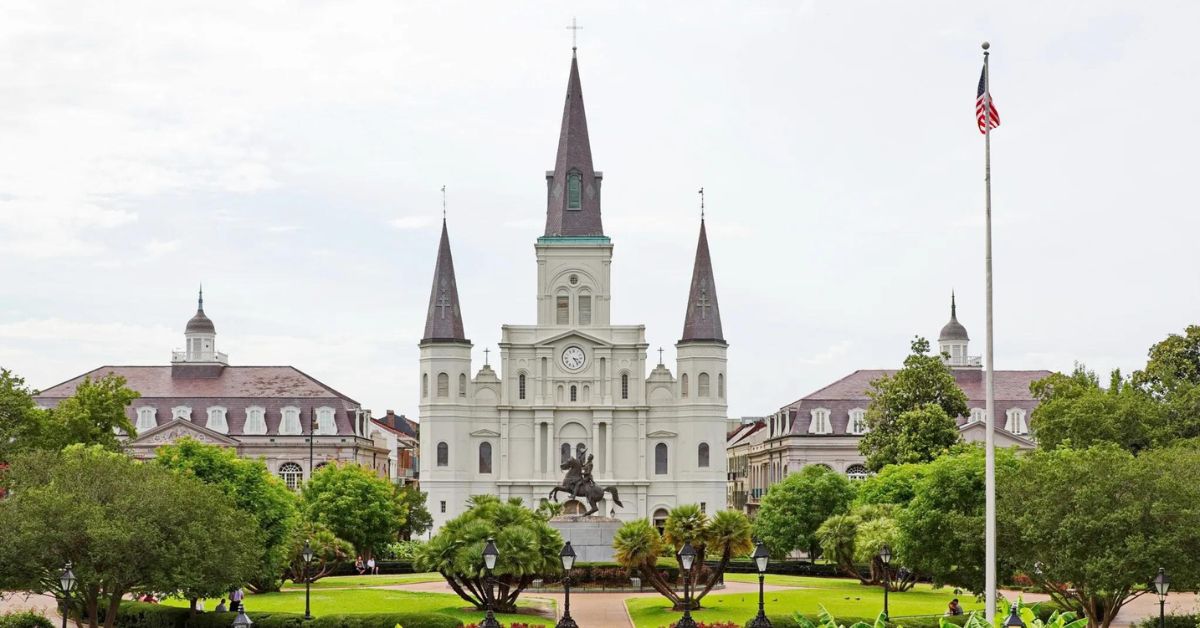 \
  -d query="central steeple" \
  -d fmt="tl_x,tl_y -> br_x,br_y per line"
544,53 -> 604,237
